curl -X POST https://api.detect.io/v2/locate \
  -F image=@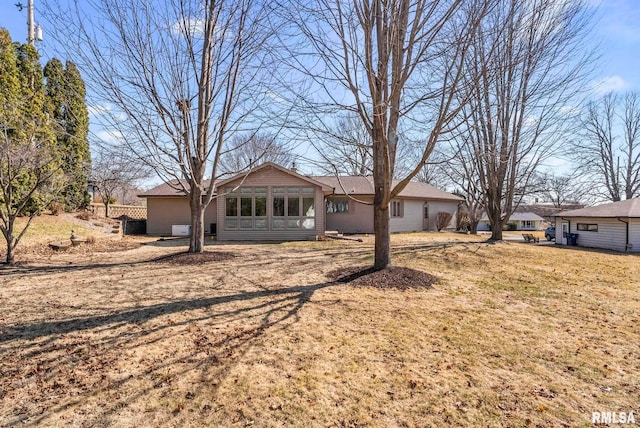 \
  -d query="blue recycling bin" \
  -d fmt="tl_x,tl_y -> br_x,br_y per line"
567,233 -> 579,246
